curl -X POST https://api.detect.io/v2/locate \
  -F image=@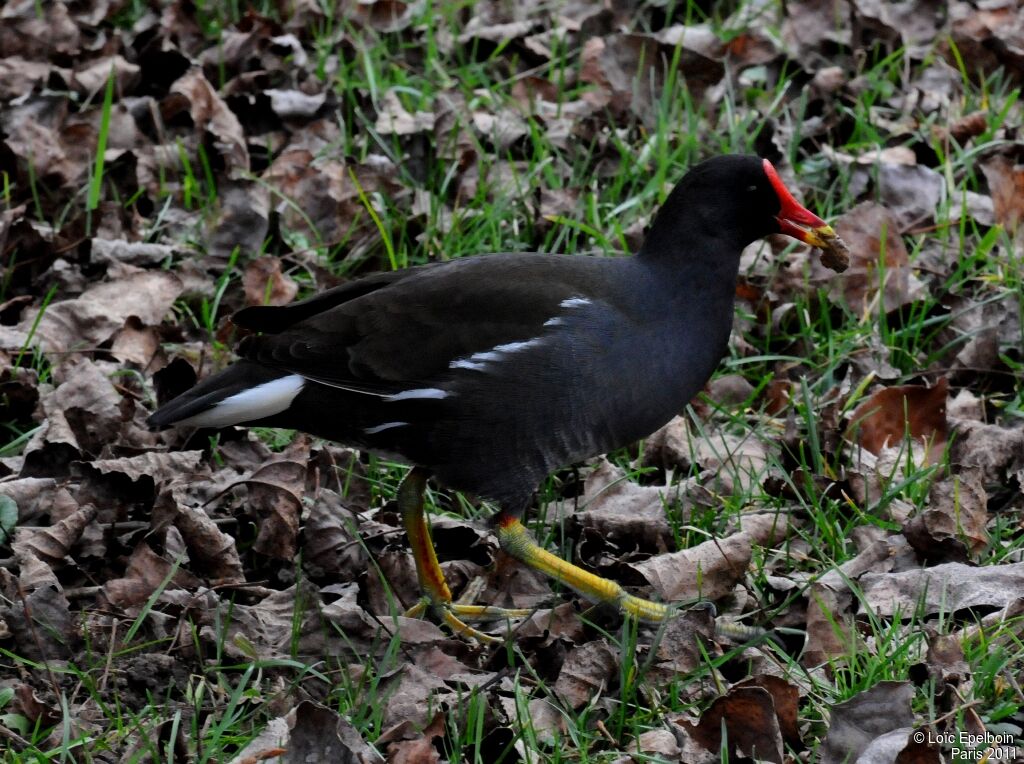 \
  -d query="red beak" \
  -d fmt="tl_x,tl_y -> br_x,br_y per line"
763,159 -> 835,248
